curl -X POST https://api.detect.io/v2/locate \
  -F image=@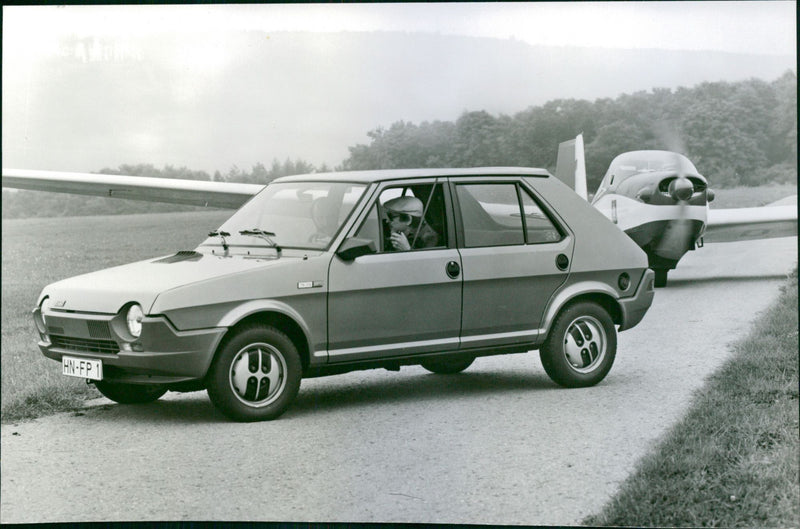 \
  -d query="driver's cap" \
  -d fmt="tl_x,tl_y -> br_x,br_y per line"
384,196 -> 423,218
